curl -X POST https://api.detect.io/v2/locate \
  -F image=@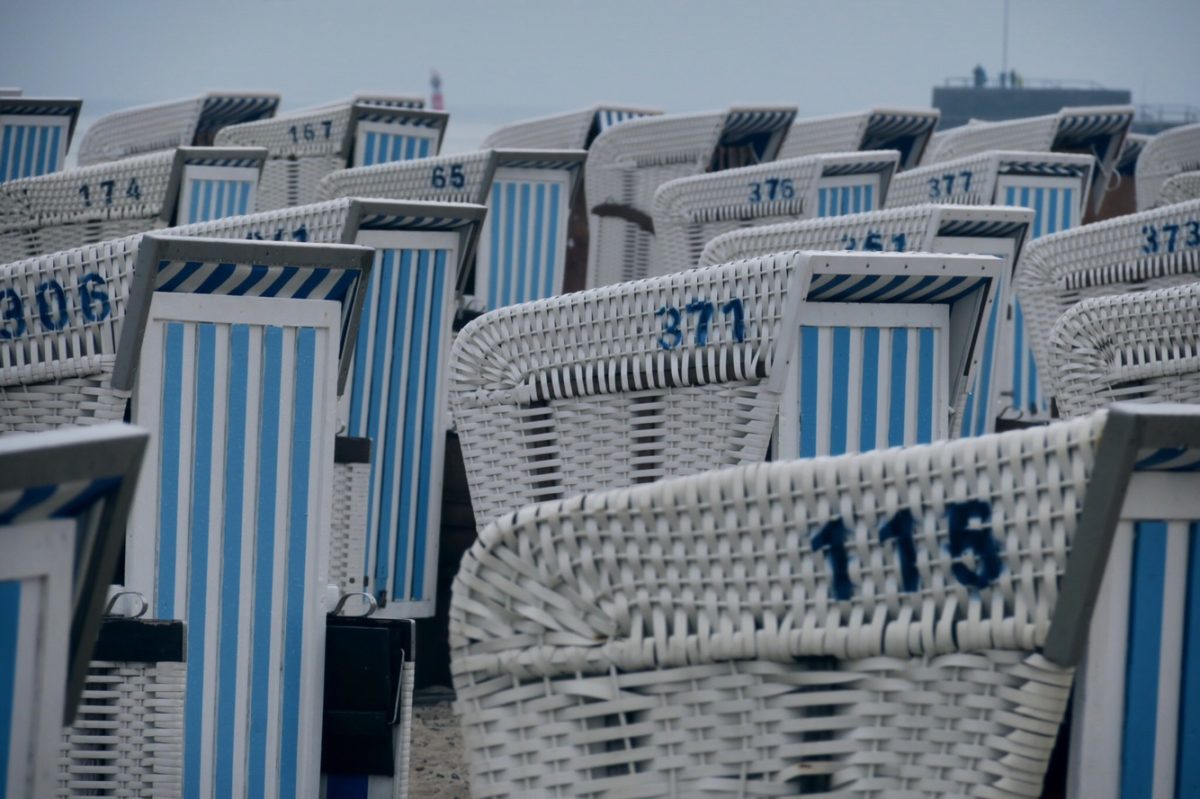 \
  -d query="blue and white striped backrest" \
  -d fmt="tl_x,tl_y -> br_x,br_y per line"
176,149 -> 264,224
0,98 -> 80,183
812,155 -> 897,218
1072,454 -> 1200,799
351,106 -> 444,168
118,238 -> 370,799
777,252 -> 1002,460
475,152 -> 583,309
0,425 -> 146,797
